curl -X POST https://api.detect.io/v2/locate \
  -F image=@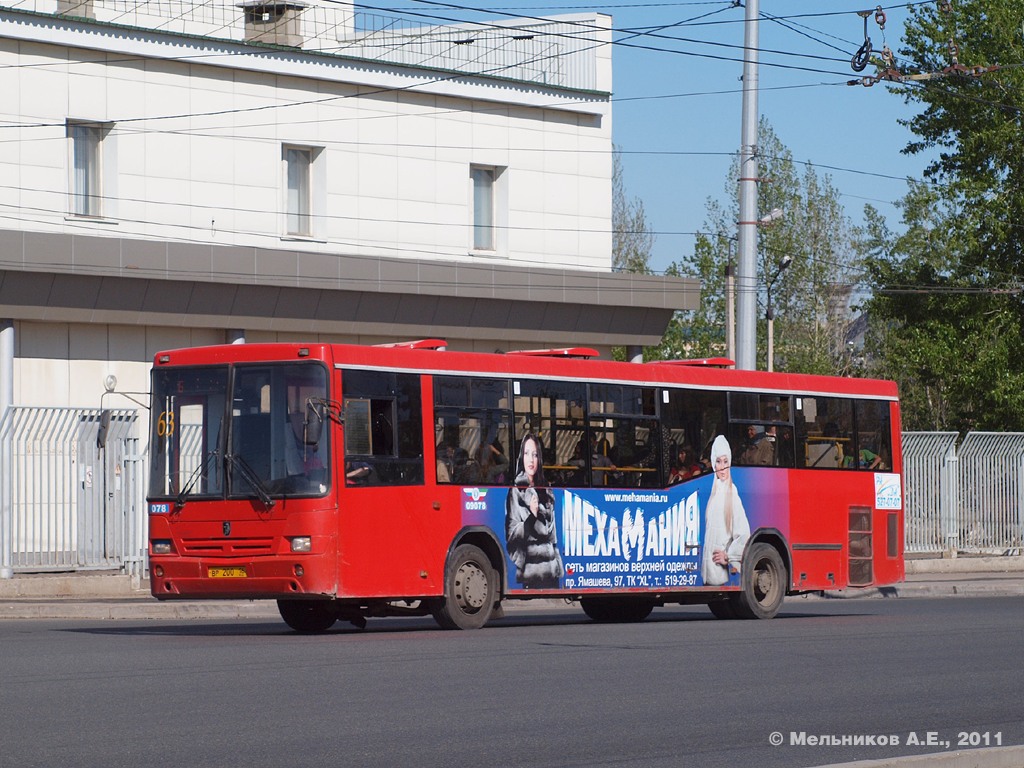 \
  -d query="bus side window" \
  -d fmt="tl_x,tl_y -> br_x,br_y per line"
854,400 -> 892,471
796,396 -> 854,469
661,388 -> 725,482
342,370 -> 424,485
433,375 -> 513,486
